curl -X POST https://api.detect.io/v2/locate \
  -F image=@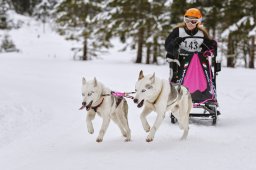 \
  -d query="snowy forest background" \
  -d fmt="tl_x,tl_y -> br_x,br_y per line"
0,0 -> 256,67
1,1 -> 256,170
